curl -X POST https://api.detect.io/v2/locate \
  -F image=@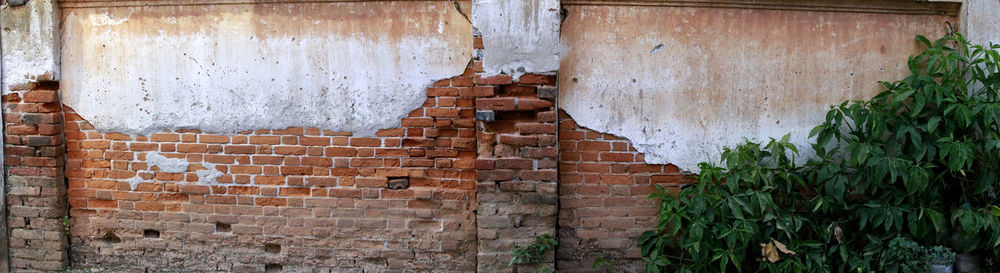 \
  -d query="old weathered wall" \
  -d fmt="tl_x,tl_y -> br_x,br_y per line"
558,0 -> 959,171
60,1 -> 480,272
5,0 -> 1000,272
60,1 -> 471,136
